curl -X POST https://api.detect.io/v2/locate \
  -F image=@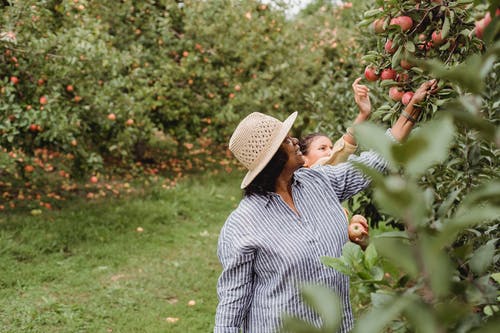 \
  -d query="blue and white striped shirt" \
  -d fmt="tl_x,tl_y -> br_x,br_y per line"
214,150 -> 388,333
